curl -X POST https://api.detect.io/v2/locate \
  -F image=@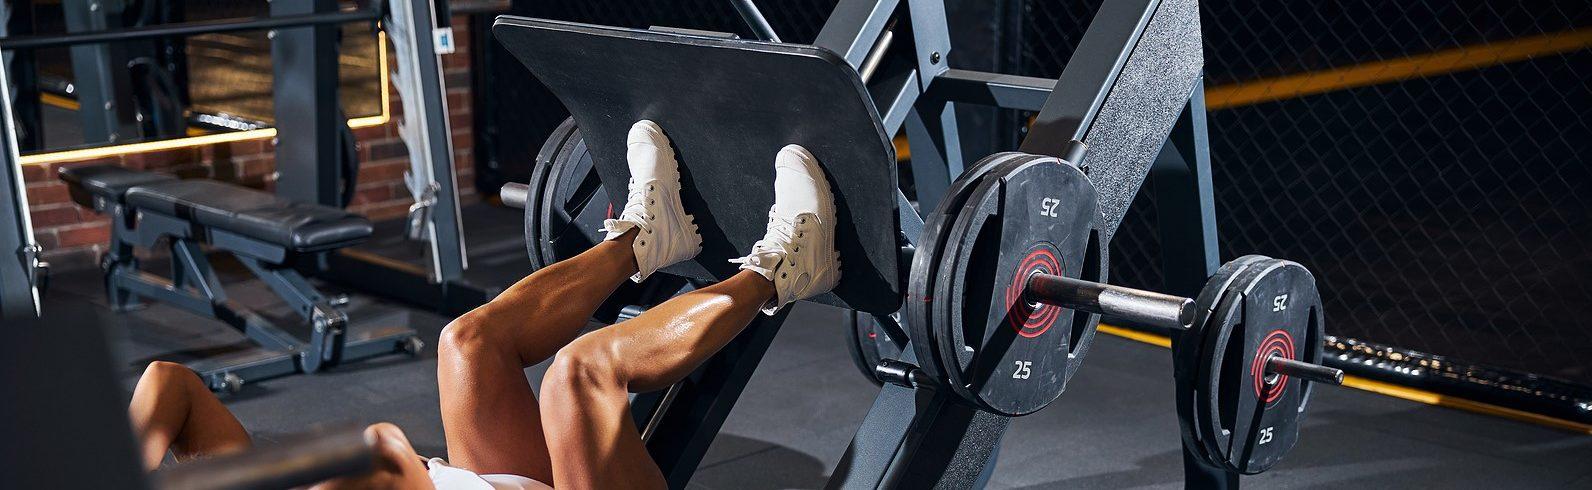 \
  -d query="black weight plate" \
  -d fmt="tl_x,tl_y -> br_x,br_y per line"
939,157 -> 1098,416
1174,254 -> 1273,465
1195,258 -> 1324,474
525,118 -> 580,268
928,154 -> 1047,395
845,311 -> 909,385
907,152 -> 1029,383
1191,255 -> 1301,467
